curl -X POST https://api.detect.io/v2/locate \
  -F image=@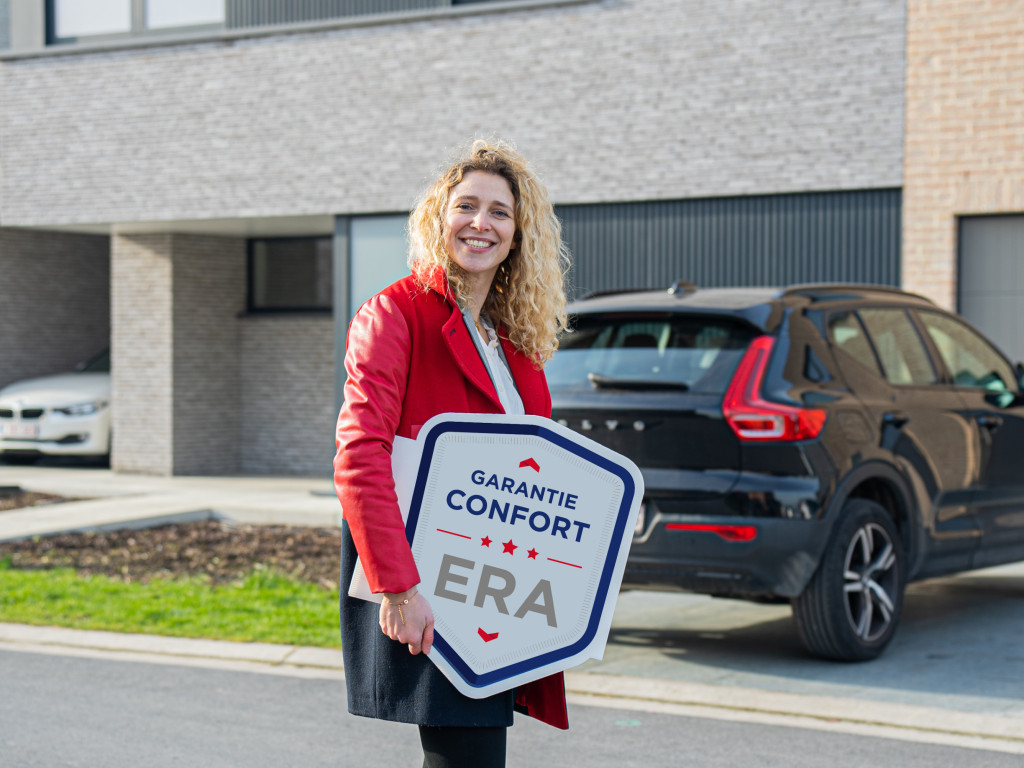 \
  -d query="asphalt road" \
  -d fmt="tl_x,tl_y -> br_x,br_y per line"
1,649 -> 1020,768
